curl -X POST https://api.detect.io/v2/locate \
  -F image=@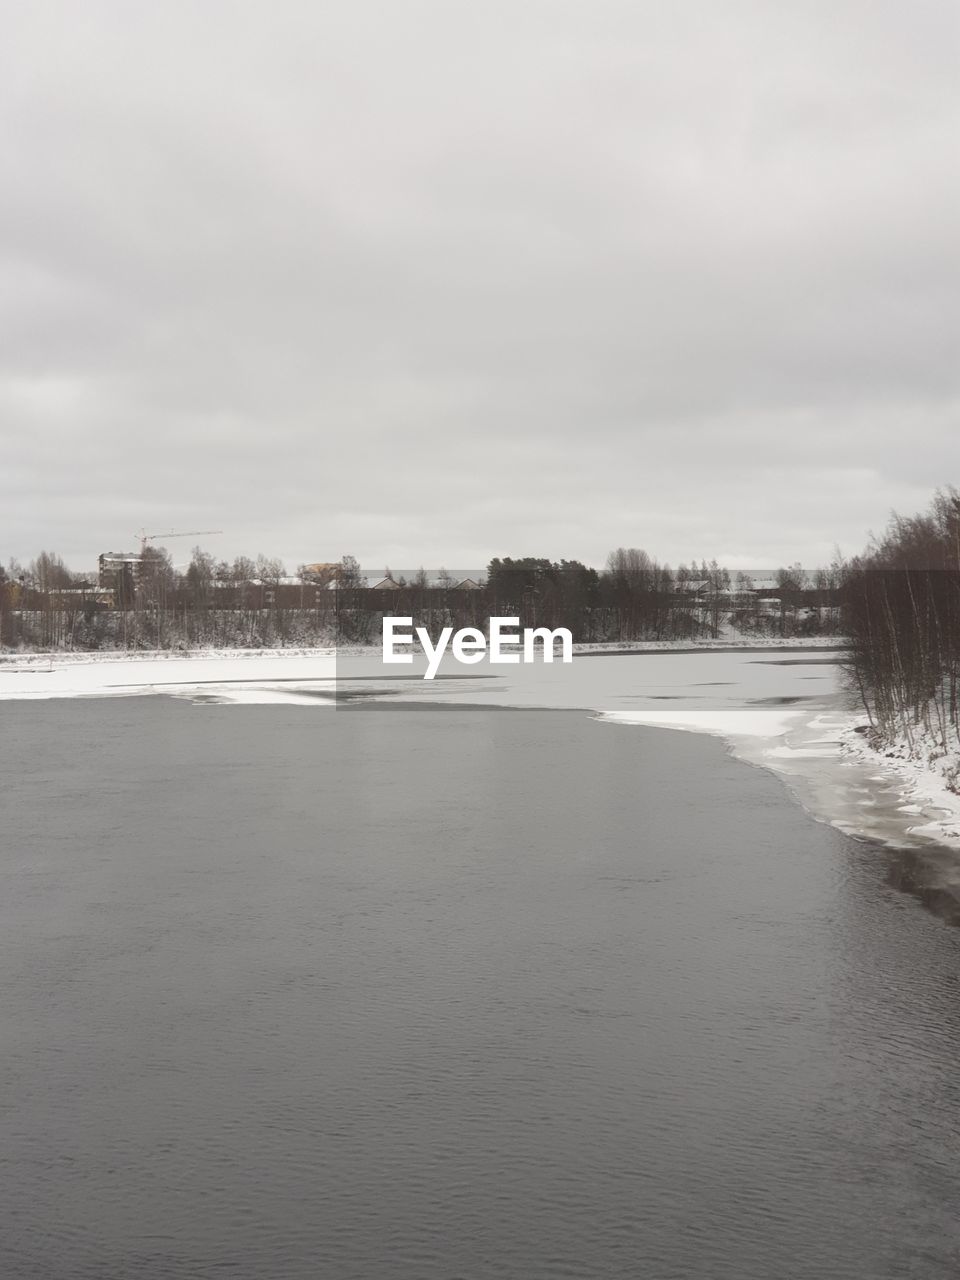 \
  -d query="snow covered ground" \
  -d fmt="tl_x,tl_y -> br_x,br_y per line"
574,636 -> 843,652
0,649 -> 337,703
